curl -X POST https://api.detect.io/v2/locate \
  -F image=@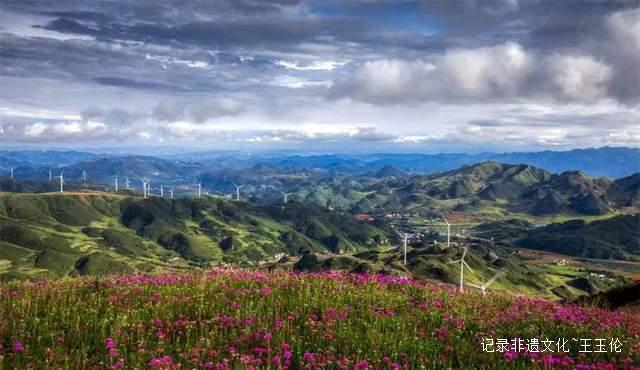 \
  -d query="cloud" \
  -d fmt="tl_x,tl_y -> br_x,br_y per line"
3,120 -> 113,142
330,42 -> 621,104
153,98 -> 245,123
276,60 -> 347,71
0,0 -> 638,151
158,122 -> 397,142
540,55 -> 611,102
600,8 -> 640,103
